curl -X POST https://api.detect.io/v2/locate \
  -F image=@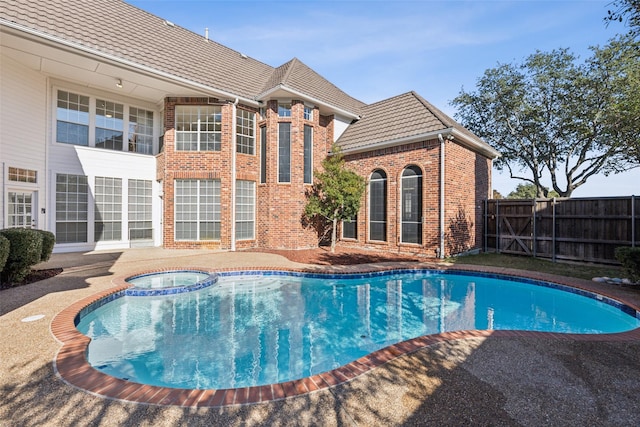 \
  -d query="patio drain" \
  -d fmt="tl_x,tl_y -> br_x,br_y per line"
21,314 -> 45,322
